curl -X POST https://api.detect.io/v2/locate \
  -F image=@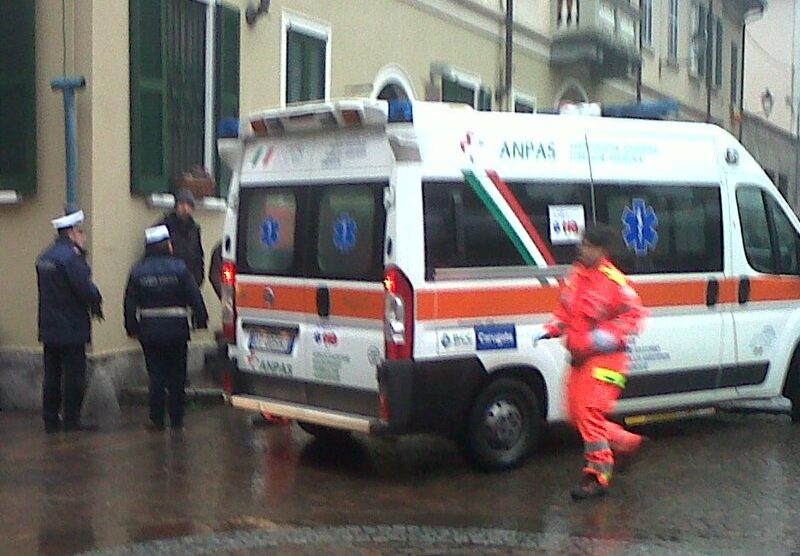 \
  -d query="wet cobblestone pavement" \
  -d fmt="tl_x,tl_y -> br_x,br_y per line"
2,405 -> 800,555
